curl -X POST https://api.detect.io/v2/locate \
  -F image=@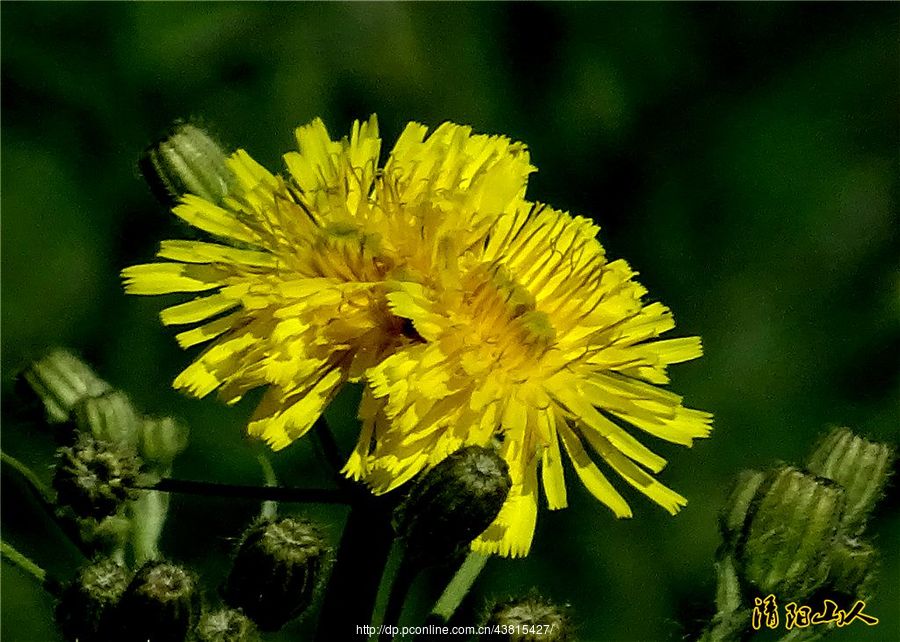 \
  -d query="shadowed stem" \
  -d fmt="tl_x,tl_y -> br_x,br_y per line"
378,550 -> 418,642
1,540 -> 61,596
1,450 -> 92,558
315,493 -> 396,642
